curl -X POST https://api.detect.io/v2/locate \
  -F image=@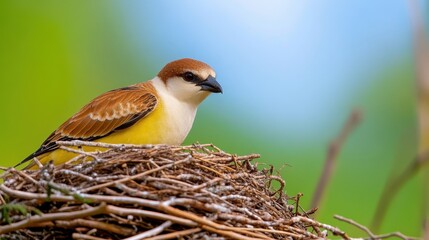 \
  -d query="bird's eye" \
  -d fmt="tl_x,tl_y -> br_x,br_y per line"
183,72 -> 195,82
